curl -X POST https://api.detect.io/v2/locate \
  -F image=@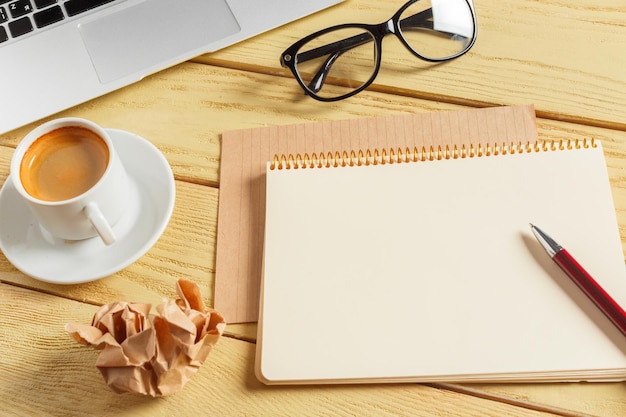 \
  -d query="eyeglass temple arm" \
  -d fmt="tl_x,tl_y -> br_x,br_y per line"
296,33 -> 372,67
306,51 -> 343,93
304,35 -> 373,92
296,9 -> 435,65
303,10 -> 433,93
299,9 -> 438,93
